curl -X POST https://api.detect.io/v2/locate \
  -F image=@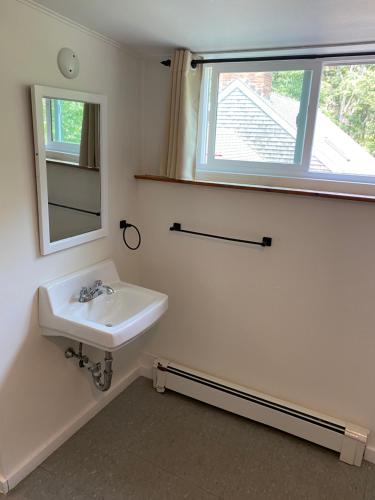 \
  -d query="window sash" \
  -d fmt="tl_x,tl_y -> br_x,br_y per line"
45,98 -> 80,156
197,55 -> 375,184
